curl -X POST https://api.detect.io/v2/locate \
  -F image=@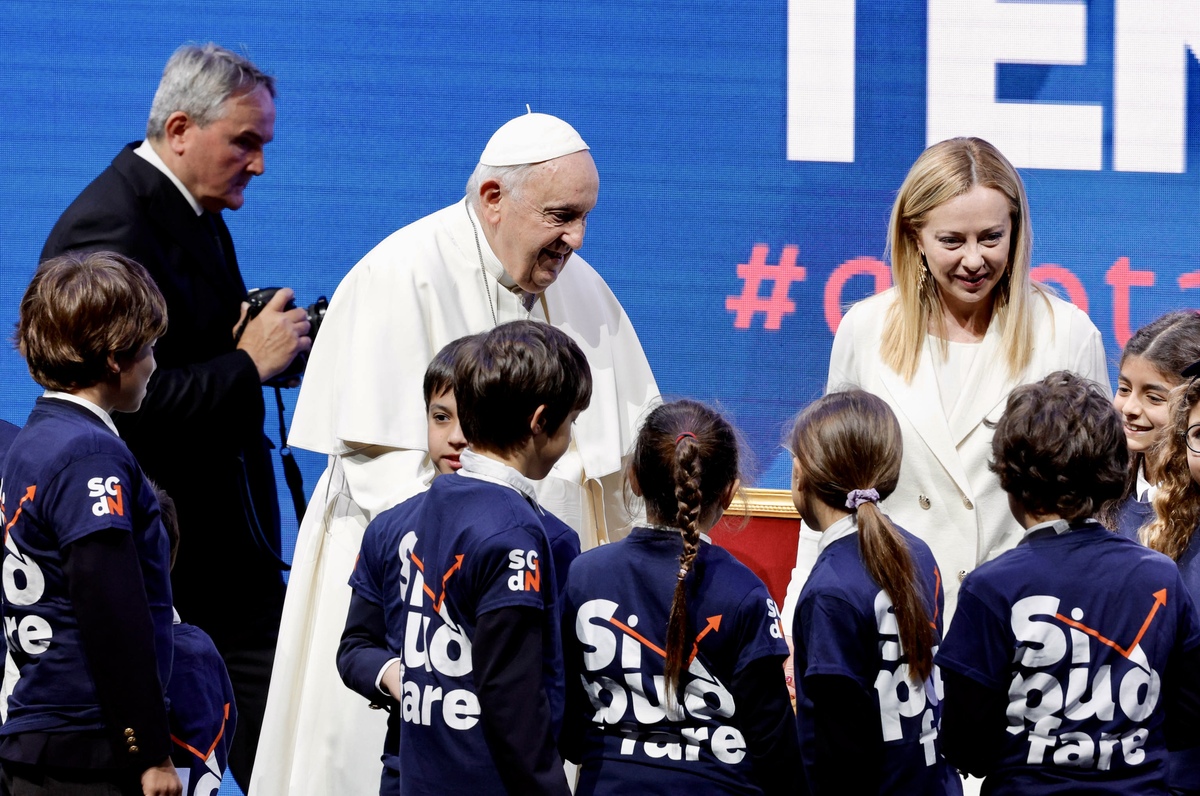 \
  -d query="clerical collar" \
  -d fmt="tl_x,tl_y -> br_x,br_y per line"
457,448 -> 542,513
463,199 -> 537,311
135,140 -> 204,216
816,514 -> 857,555
43,391 -> 119,436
